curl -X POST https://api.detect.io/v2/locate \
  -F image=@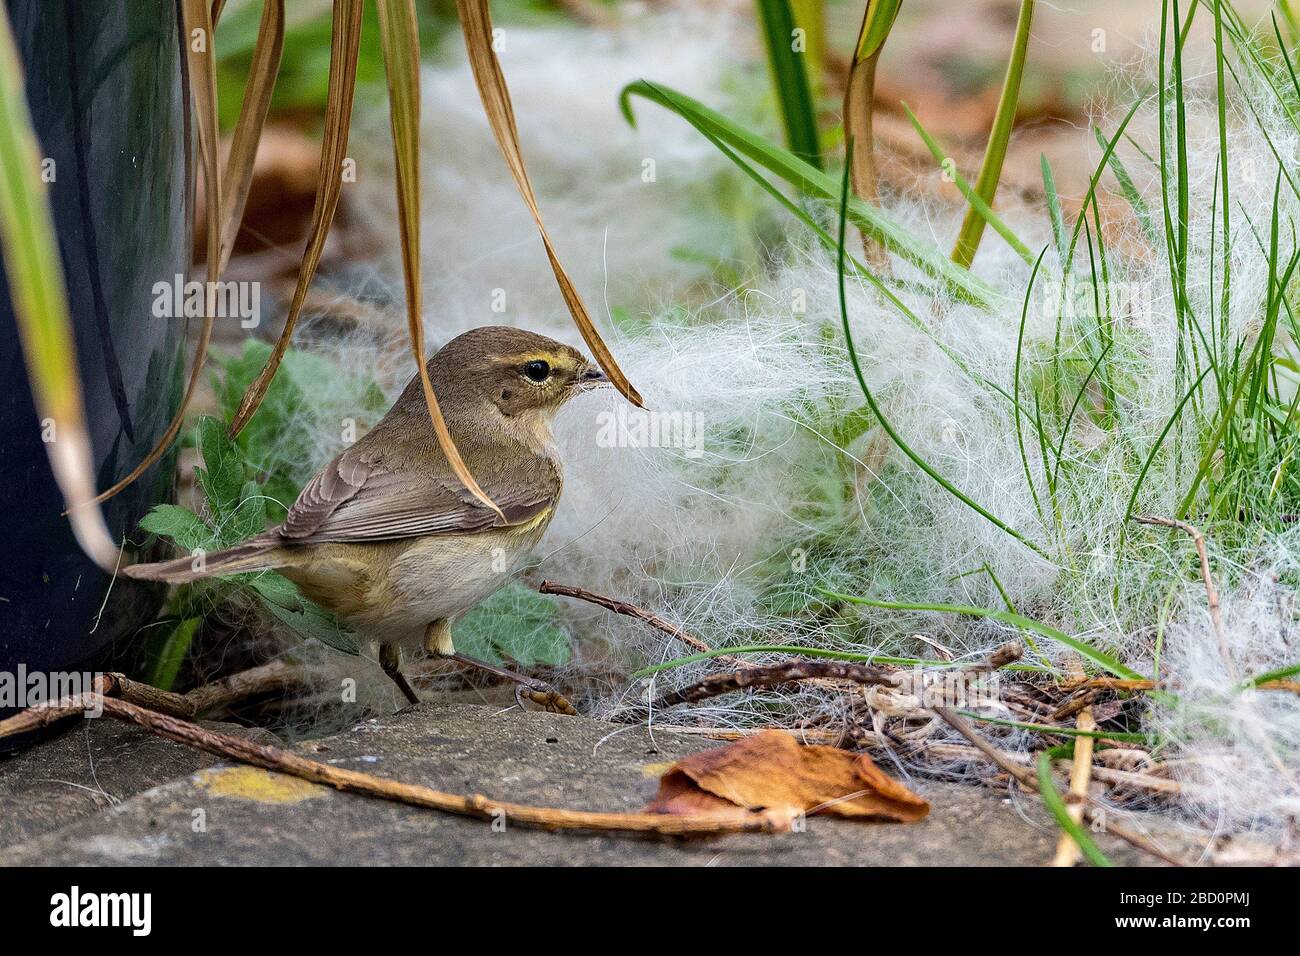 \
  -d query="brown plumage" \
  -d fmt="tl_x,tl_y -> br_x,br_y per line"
125,327 -> 605,702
